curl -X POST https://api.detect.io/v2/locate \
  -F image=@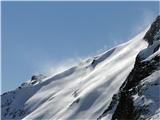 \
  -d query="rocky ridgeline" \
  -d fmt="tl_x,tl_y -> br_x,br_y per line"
99,16 -> 160,120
